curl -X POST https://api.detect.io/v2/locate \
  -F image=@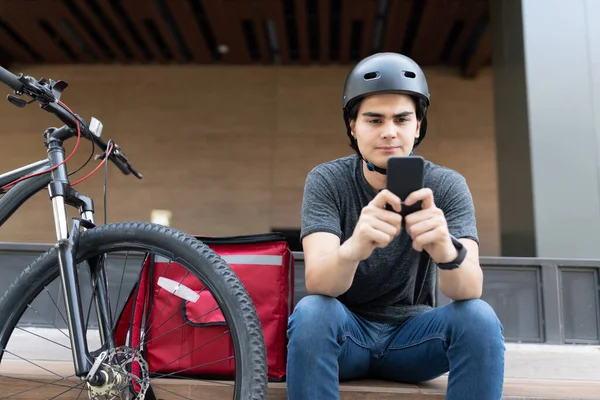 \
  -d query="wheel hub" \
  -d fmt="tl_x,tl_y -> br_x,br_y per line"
86,346 -> 149,399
